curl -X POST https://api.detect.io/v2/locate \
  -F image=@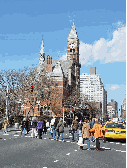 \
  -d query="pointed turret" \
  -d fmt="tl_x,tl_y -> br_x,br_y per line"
40,40 -> 44,55
39,40 -> 45,65
68,22 -> 78,40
